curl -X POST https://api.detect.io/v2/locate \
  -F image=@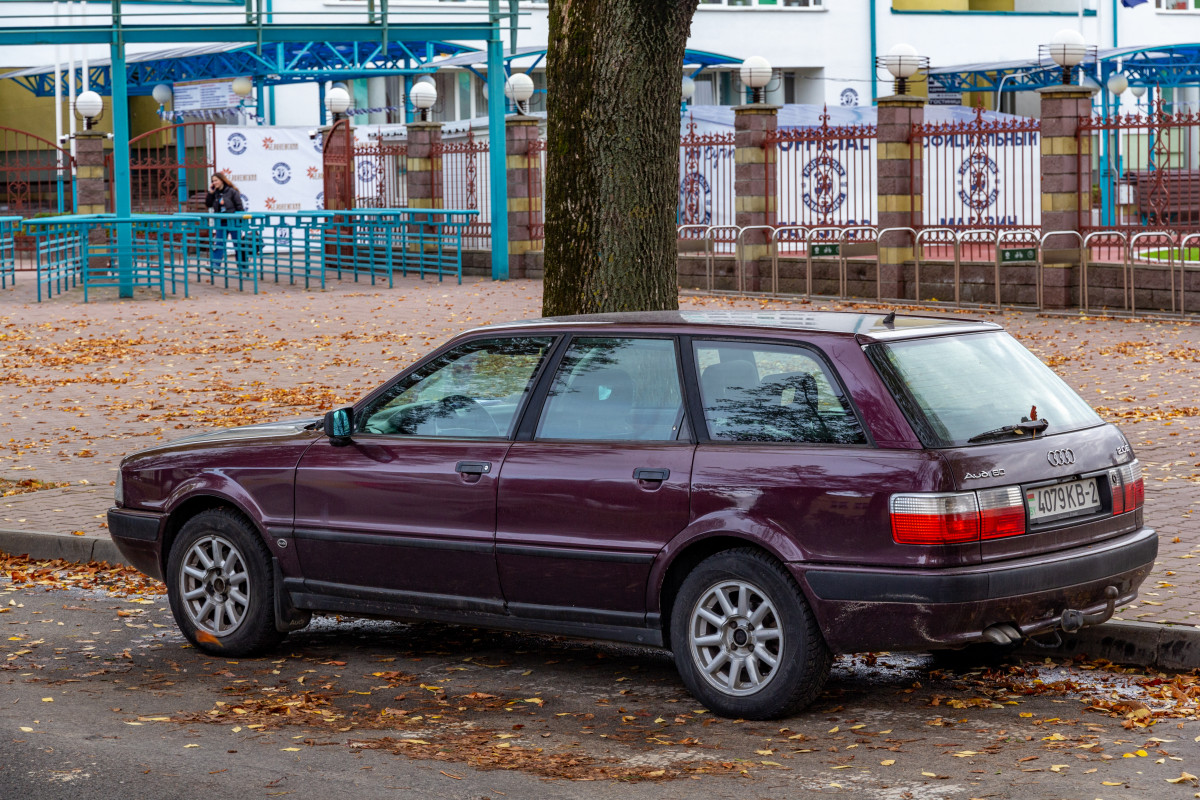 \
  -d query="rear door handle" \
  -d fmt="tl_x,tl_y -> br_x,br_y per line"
456,461 -> 492,475
633,468 -> 670,482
